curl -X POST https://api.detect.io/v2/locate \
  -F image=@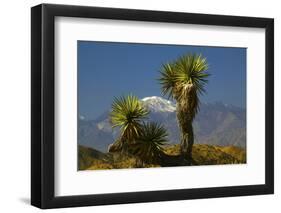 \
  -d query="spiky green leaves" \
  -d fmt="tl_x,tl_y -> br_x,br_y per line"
159,53 -> 209,120
158,63 -> 176,99
175,54 -> 209,95
110,95 -> 149,144
159,54 -> 209,98
133,122 -> 168,163
110,95 -> 168,161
